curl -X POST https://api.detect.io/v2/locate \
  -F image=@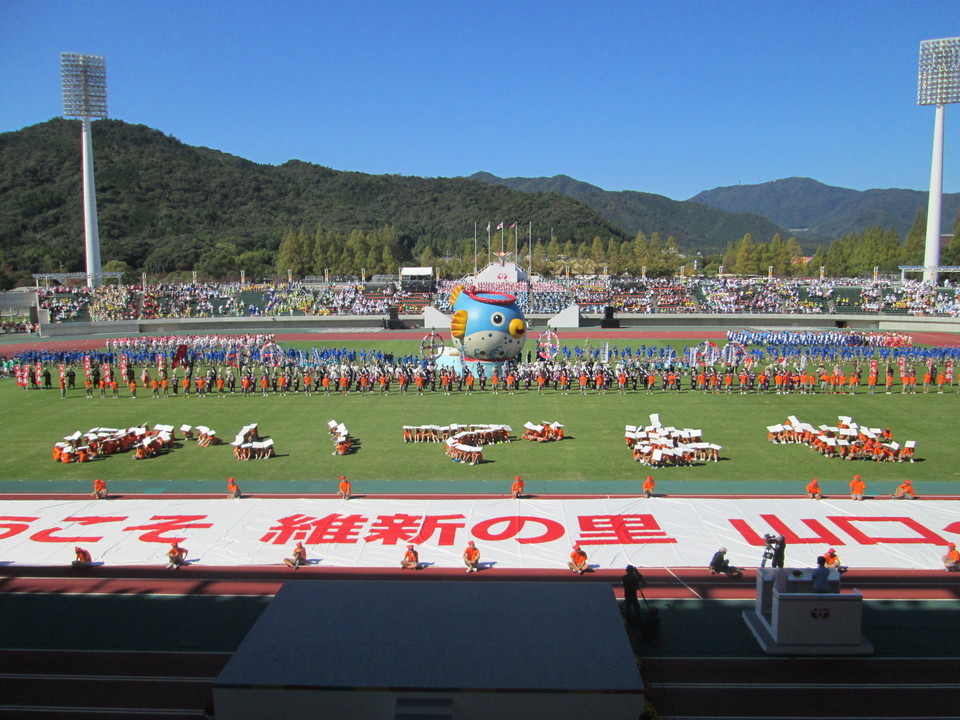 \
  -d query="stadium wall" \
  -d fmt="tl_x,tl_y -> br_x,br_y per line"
36,312 -> 960,337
